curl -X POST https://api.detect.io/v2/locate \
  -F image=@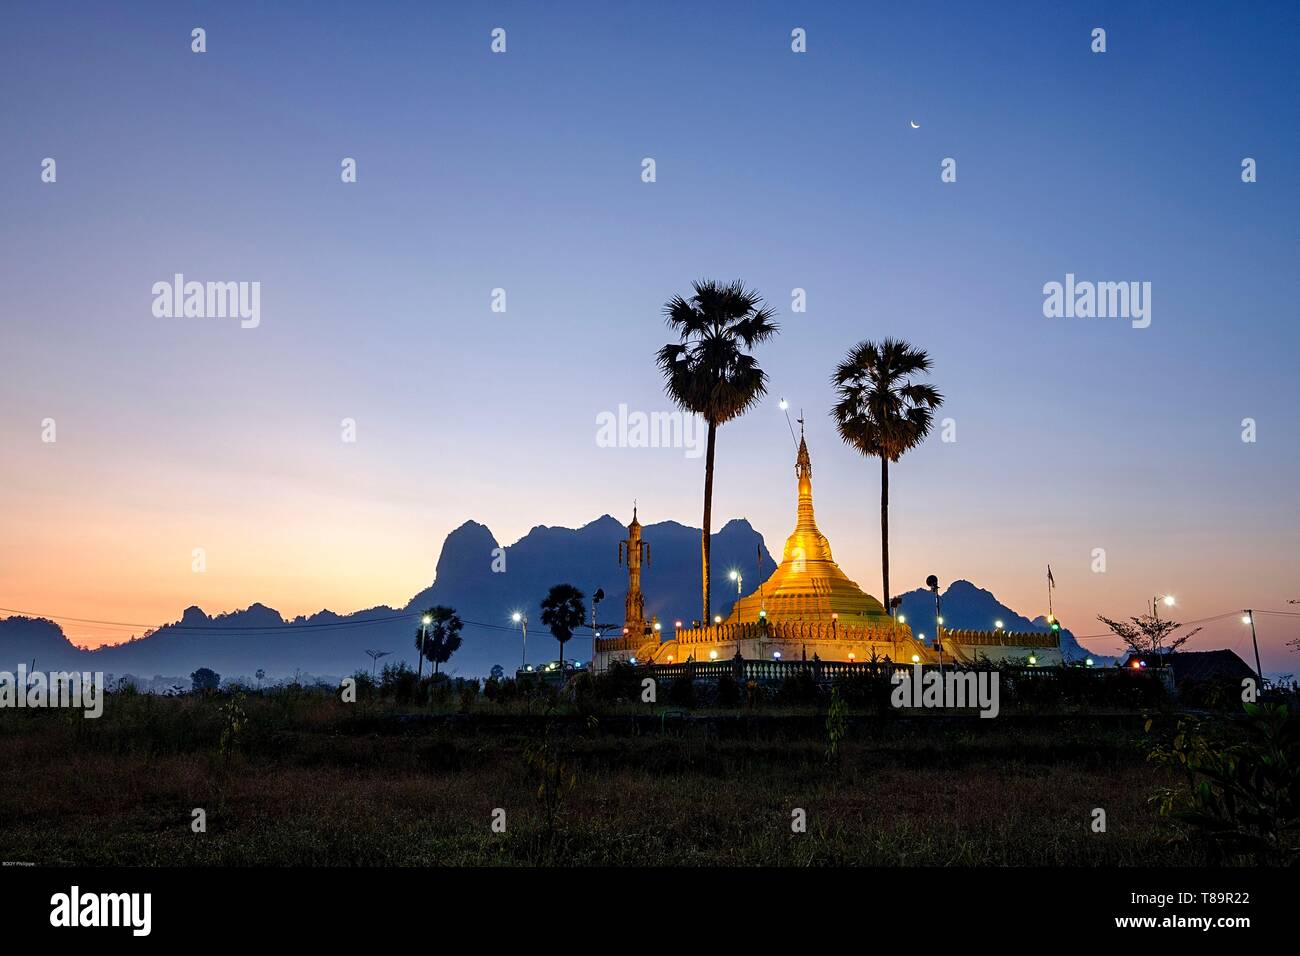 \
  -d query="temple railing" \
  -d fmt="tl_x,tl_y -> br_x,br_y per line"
642,659 -> 1066,683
